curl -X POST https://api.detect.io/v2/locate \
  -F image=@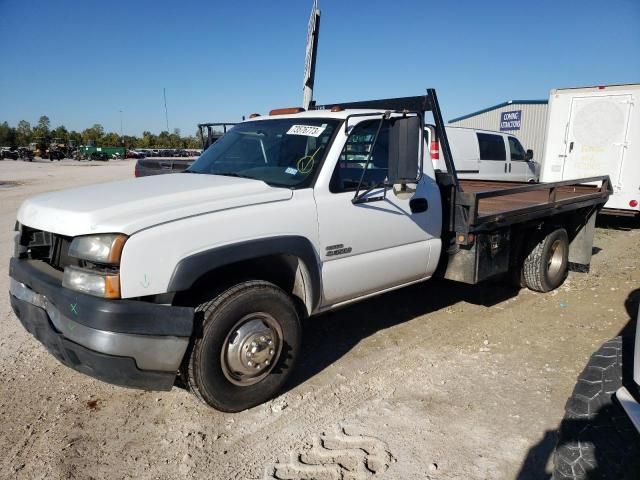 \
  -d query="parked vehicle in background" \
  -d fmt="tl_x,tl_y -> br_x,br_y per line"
10,90 -> 611,412
540,84 -> 640,216
126,150 -> 144,159
430,126 -> 538,182
28,139 -> 48,159
18,147 -> 34,161
48,138 -> 69,161
1,147 -> 20,160
134,122 -> 235,177
76,146 -> 125,161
